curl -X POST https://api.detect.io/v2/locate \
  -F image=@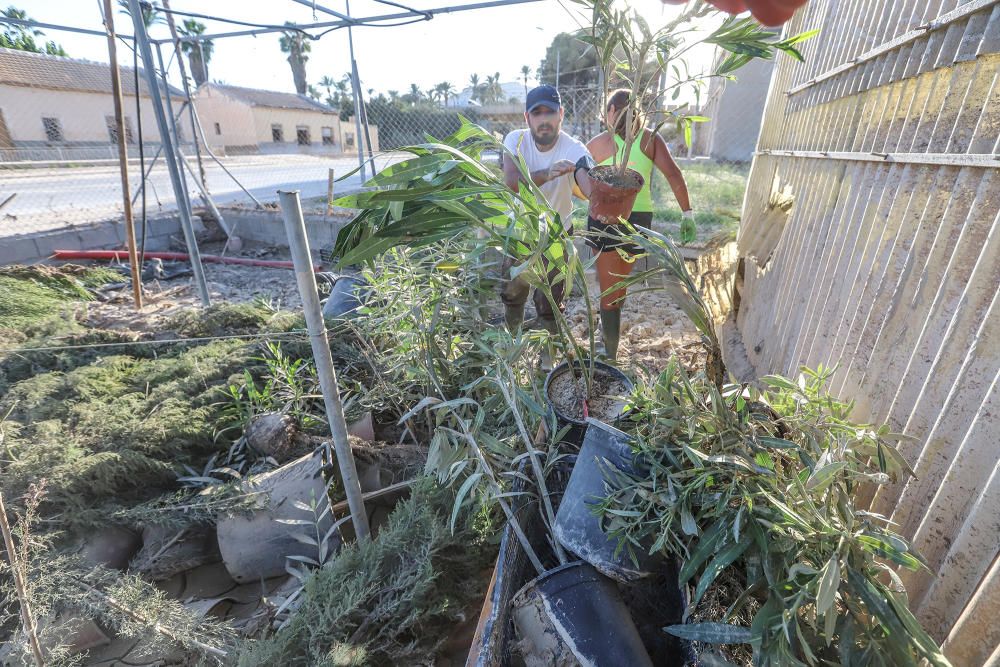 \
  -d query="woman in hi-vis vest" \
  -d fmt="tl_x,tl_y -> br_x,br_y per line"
584,90 -> 693,362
